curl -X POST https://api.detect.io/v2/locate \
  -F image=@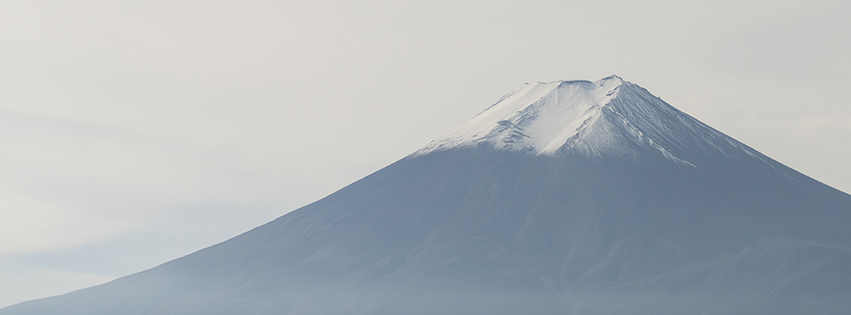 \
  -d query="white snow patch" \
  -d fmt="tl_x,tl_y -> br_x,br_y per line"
414,75 -> 778,170
416,76 -> 625,156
